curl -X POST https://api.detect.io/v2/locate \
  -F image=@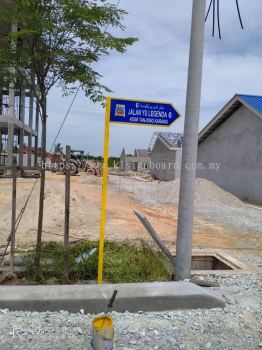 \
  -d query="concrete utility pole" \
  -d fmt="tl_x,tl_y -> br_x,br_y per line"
175,0 -> 206,281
